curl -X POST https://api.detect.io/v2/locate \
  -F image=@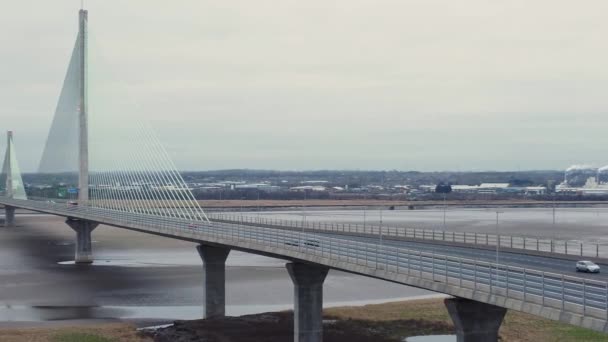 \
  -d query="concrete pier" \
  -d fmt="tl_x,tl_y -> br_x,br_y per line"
65,219 -> 98,264
4,206 -> 15,227
286,263 -> 329,342
197,244 -> 230,318
445,298 -> 507,342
